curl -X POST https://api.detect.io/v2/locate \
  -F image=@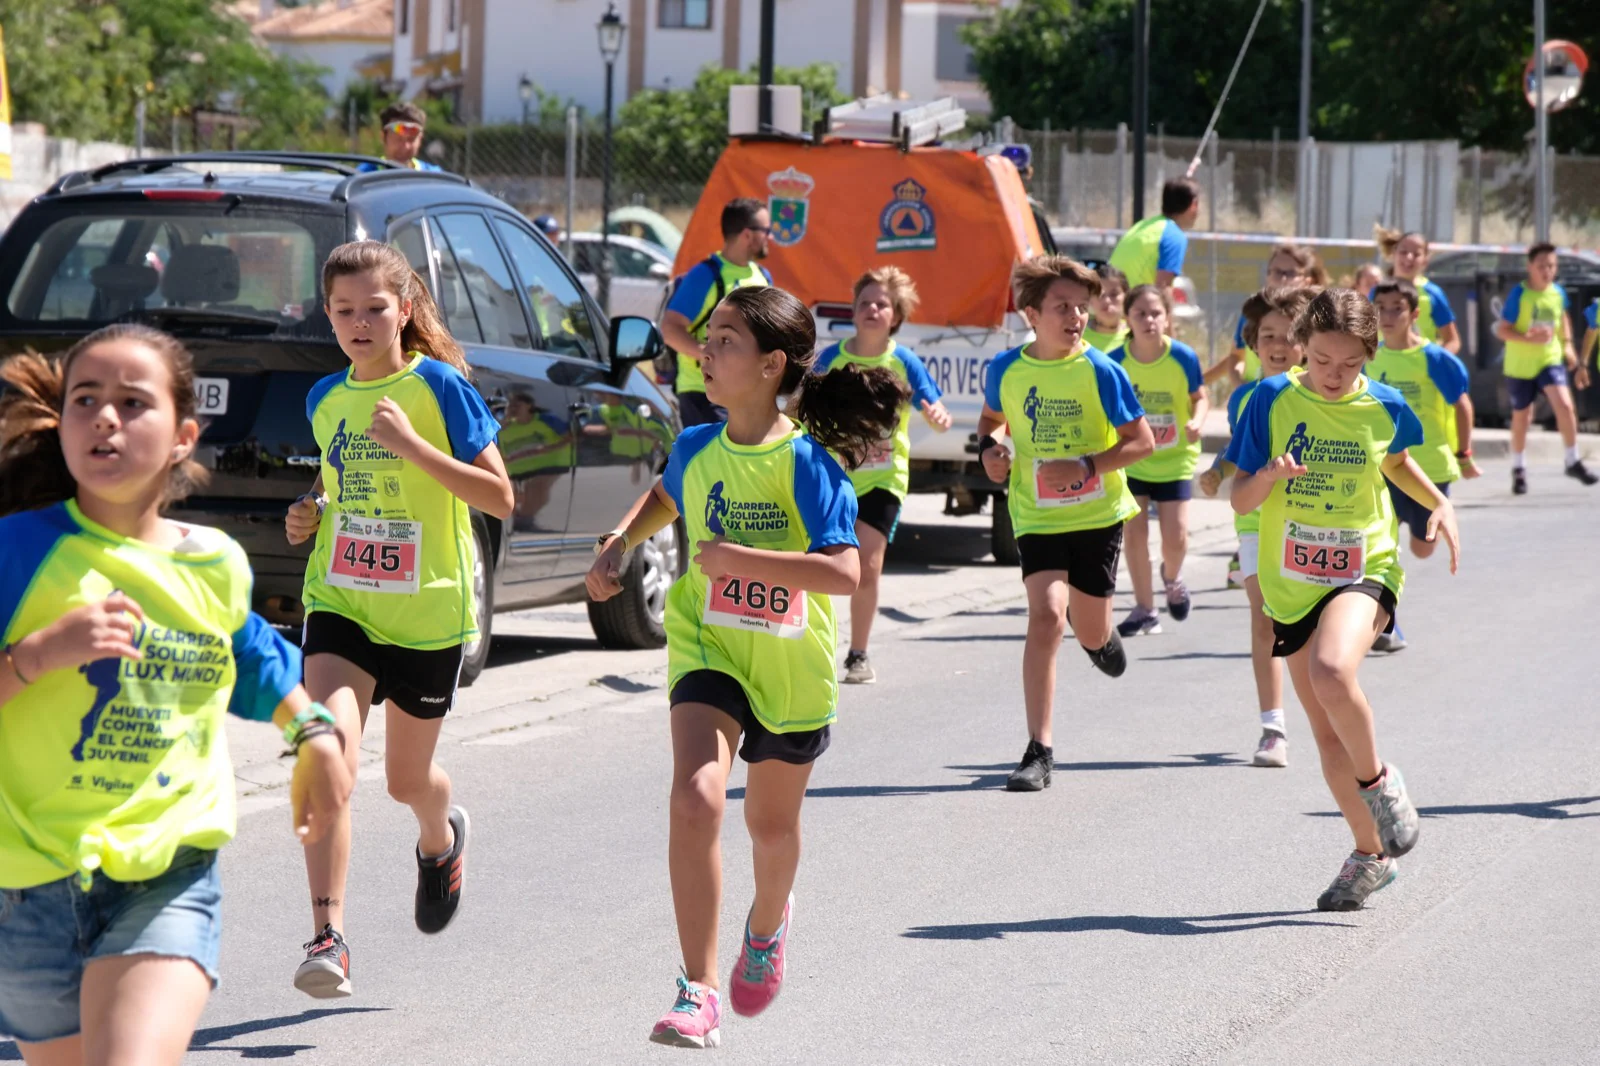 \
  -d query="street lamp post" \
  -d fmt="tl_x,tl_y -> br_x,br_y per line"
519,74 -> 534,128
597,4 -> 625,317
